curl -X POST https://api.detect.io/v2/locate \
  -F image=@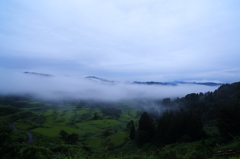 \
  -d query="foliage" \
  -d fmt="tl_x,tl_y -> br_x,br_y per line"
137,112 -> 155,145
129,120 -> 135,140
162,98 -> 171,106
217,99 -> 240,140
59,130 -> 79,144
101,106 -> 122,118
0,105 -> 19,116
